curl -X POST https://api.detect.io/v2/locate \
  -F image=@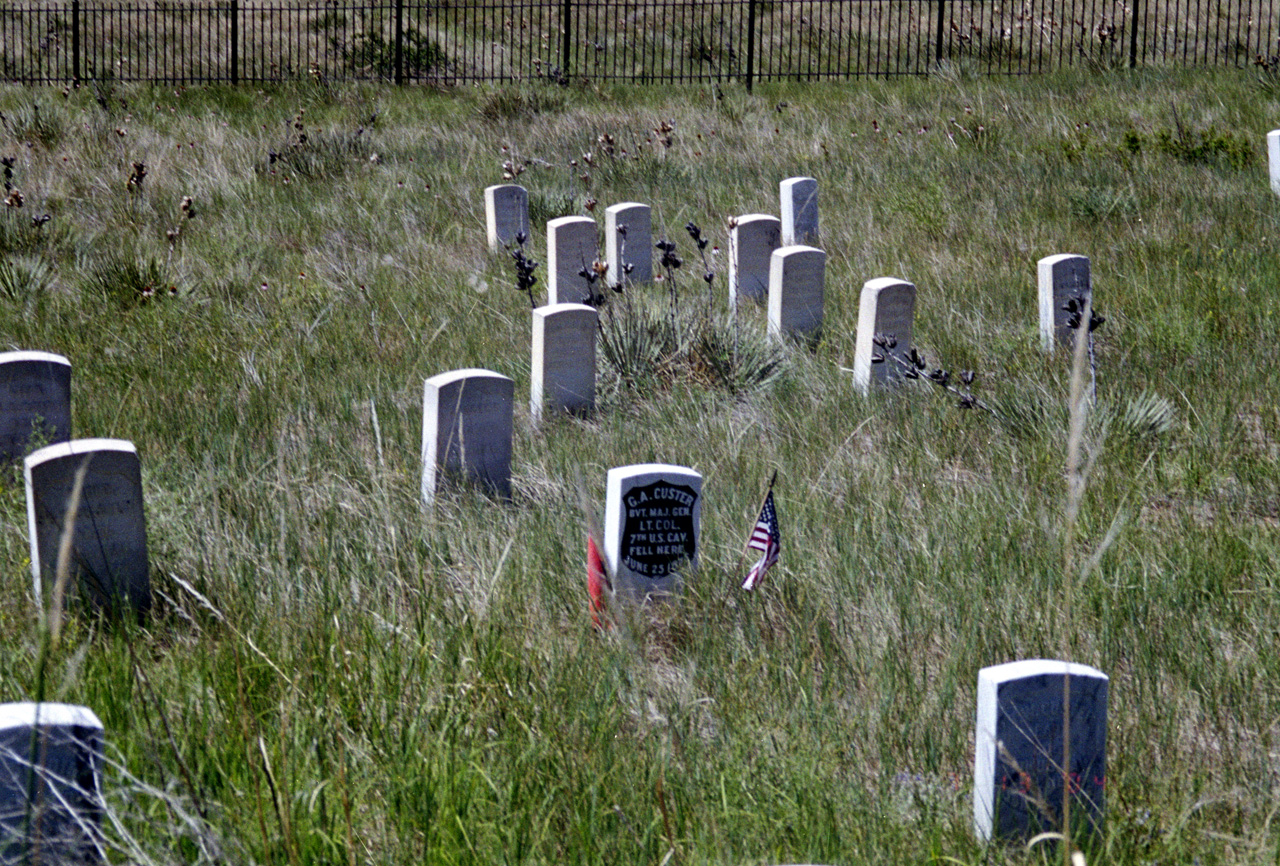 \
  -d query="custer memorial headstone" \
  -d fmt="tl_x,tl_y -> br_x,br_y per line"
604,464 -> 702,601
24,438 -> 152,616
974,659 -> 1108,843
